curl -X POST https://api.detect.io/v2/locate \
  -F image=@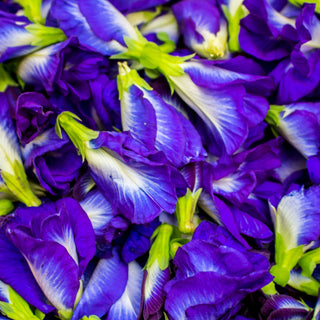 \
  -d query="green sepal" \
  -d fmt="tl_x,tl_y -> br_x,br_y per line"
146,223 -> 174,271
34,309 -> 45,320
0,64 -> 18,92
270,265 -> 291,287
299,247 -> 320,278
222,2 -> 248,52
117,62 -> 152,99
275,232 -> 304,271
0,286 -> 41,320
55,112 -> 99,161
157,32 -> 176,53
80,316 -> 101,320
288,273 -> 320,297
1,160 -> 41,207
25,24 -> 67,48
288,0 -> 320,14
14,0 -> 44,24
112,29 -> 193,83
58,308 -> 73,320
175,188 -> 202,234
170,238 -> 190,259
261,281 -> 277,295
0,199 -> 14,216
265,105 -> 285,127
